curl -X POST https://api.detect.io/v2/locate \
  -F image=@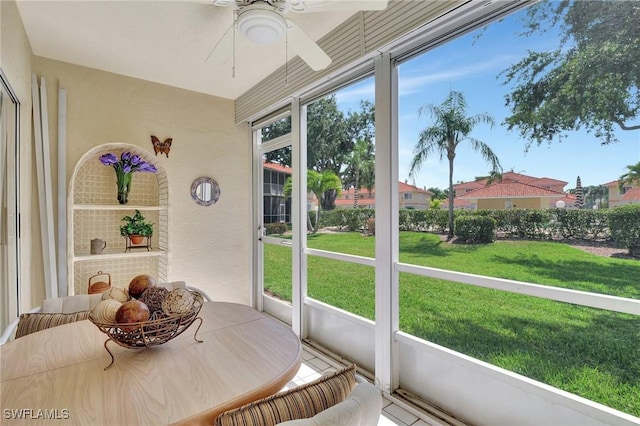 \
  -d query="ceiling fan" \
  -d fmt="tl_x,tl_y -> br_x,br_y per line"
207,0 -> 388,72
